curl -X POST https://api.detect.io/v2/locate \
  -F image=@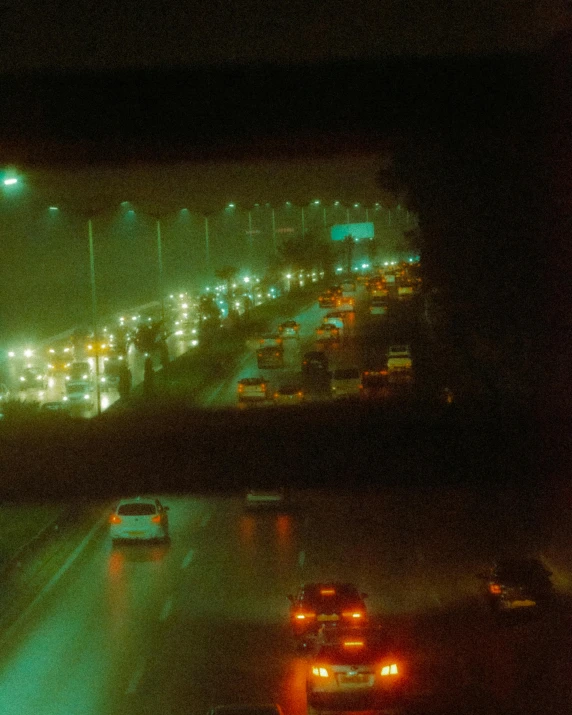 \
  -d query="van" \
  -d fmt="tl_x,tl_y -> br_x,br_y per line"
331,367 -> 362,399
